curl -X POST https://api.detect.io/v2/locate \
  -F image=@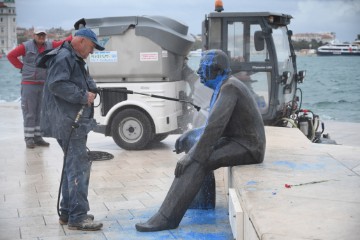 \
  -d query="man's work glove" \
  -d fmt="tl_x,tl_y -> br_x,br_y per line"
74,18 -> 86,30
